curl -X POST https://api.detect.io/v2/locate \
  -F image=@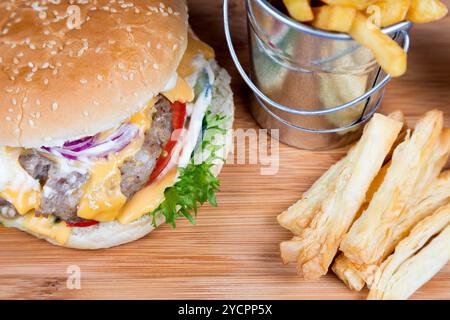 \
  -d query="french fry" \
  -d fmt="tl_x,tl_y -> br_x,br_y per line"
277,156 -> 348,235
278,111 -> 405,236
312,5 -> 357,32
349,12 -> 407,77
283,0 -> 314,22
322,0 -> 377,10
334,169 -> 450,290
340,110 -> 444,266
368,204 -> 450,299
407,0 -> 448,23
280,114 -> 402,279
368,0 -> 411,27
332,254 -> 372,291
